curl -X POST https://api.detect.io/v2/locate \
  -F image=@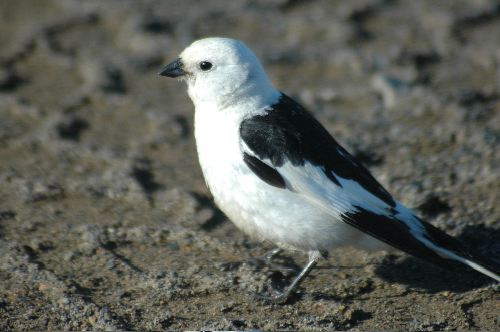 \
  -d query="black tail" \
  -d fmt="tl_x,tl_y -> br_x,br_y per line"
341,207 -> 500,282
419,219 -> 500,282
